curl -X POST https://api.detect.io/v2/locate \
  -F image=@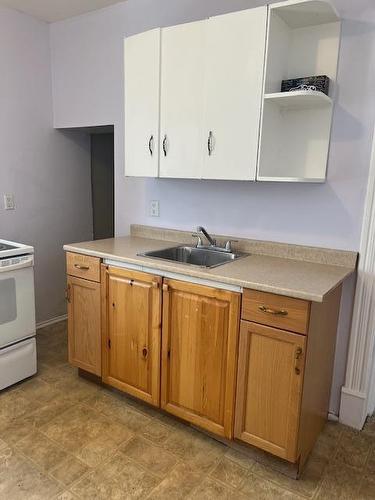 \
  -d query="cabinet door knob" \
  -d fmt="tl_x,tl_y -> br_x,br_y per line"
294,347 -> 303,375
74,264 -> 89,271
65,284 -> 71,303
148,135 -> 154,156
258,305 -> 288,316
207,131 -> 214,156
162,135 -> 168,157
